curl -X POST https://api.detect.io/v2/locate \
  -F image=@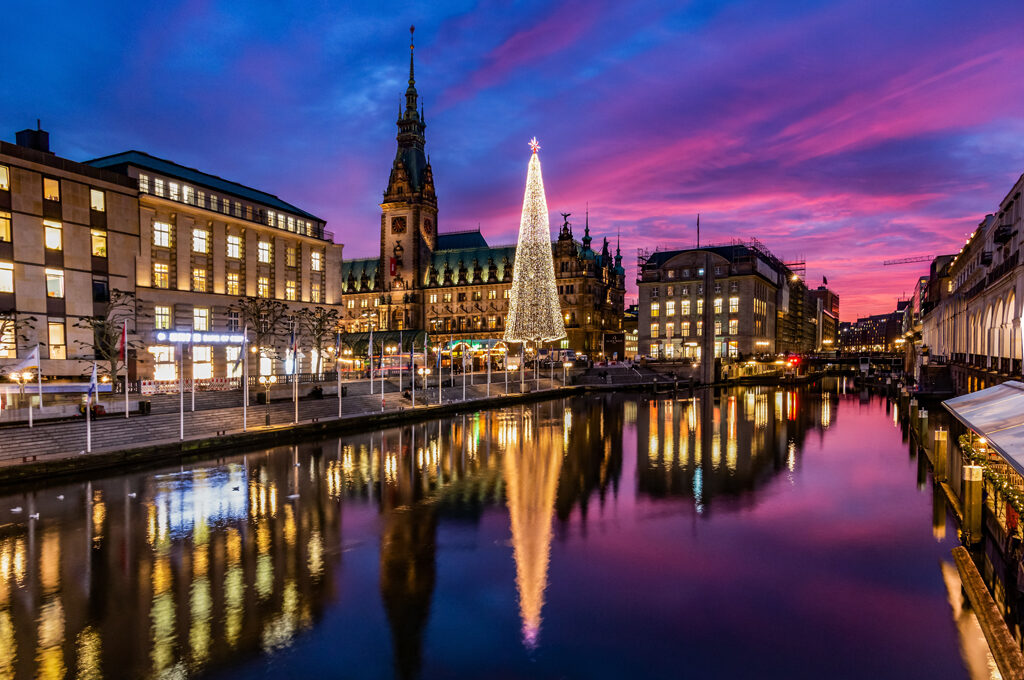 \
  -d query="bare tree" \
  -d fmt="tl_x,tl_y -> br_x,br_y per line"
0,313 -> 37,357
297,306 -> 340,376
231,297 -> 290,367
73,289 -> 140,378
